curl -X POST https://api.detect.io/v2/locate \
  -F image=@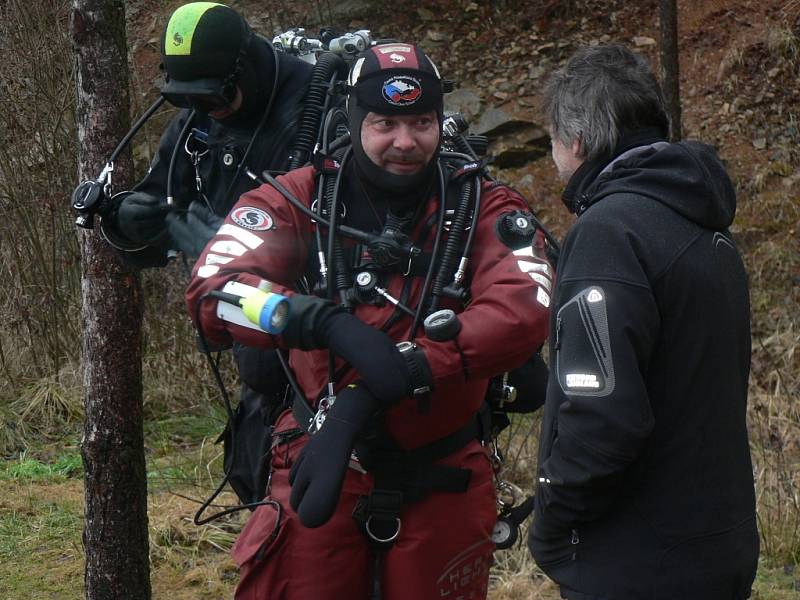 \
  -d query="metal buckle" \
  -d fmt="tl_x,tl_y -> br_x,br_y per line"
308,394 -> 335,434
365,515 -> 401,544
